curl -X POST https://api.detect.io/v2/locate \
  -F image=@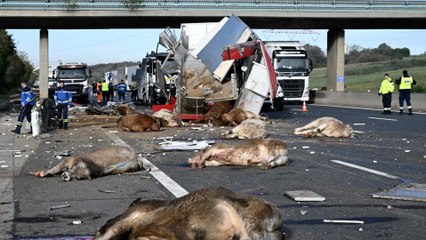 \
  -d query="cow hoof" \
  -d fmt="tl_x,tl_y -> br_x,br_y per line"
62,172 -> 71,182
260,164 -> 271,170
